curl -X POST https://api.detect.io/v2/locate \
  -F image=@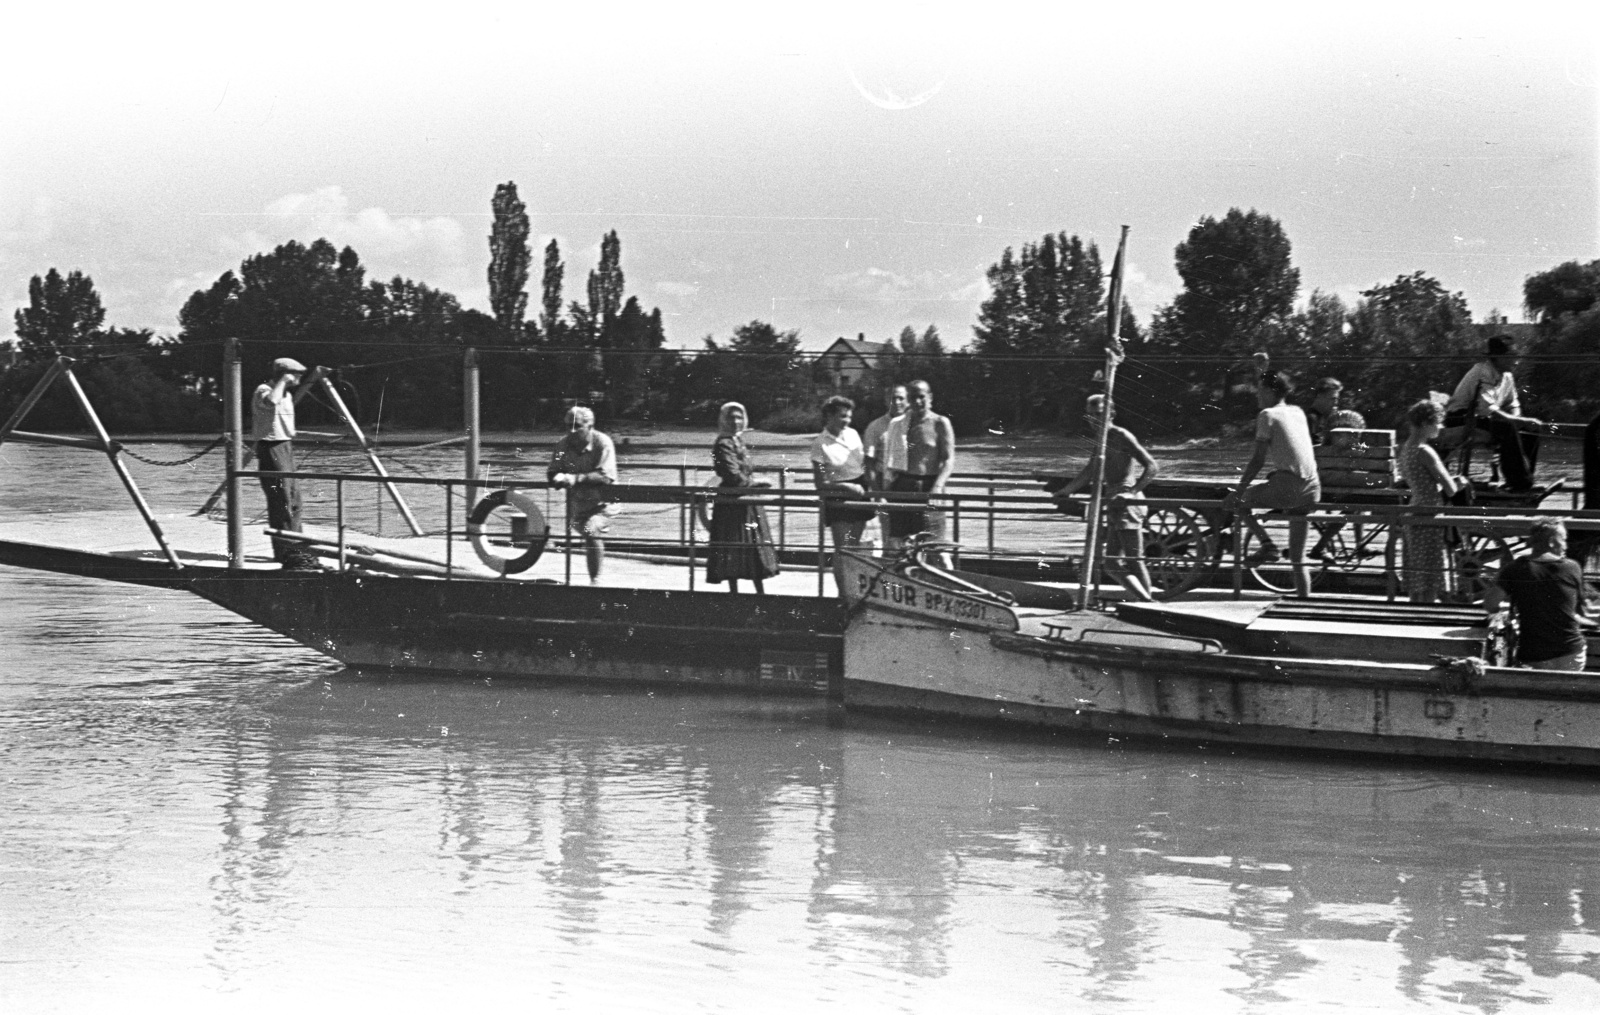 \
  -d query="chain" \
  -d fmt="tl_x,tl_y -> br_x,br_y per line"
119,435 -> 227,467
